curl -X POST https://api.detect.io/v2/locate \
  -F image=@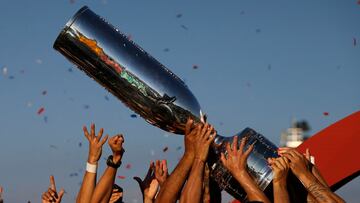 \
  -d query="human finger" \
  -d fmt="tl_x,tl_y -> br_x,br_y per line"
145,161 -> 155,179
185,118 -> 194,135
96,128 -> 104,141
238,136 -> 246,153
277,157 -> 288,169
162,160 -> 168,173
232,136 -> 239,152
244,142 -> 255,158
100,134 -> 109,146
220,153 -> 227,164
155,160 -> 161,173
49,175 -> 56,191
83,126 -> 90,140
90,123 -> 95,138
207,130 -> 216,144
57,189 -> 65,202
200,123 -> 209,138
42,192 -> 50,201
